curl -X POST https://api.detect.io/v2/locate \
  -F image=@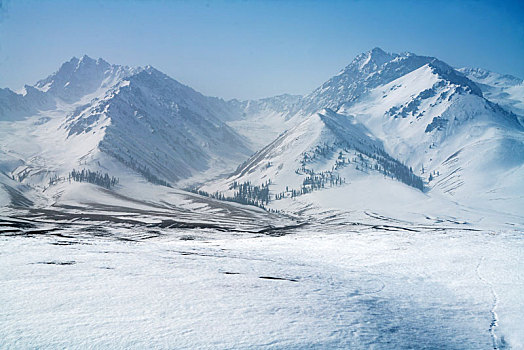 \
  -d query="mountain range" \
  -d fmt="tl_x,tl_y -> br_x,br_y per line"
1,48 -> 523,227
